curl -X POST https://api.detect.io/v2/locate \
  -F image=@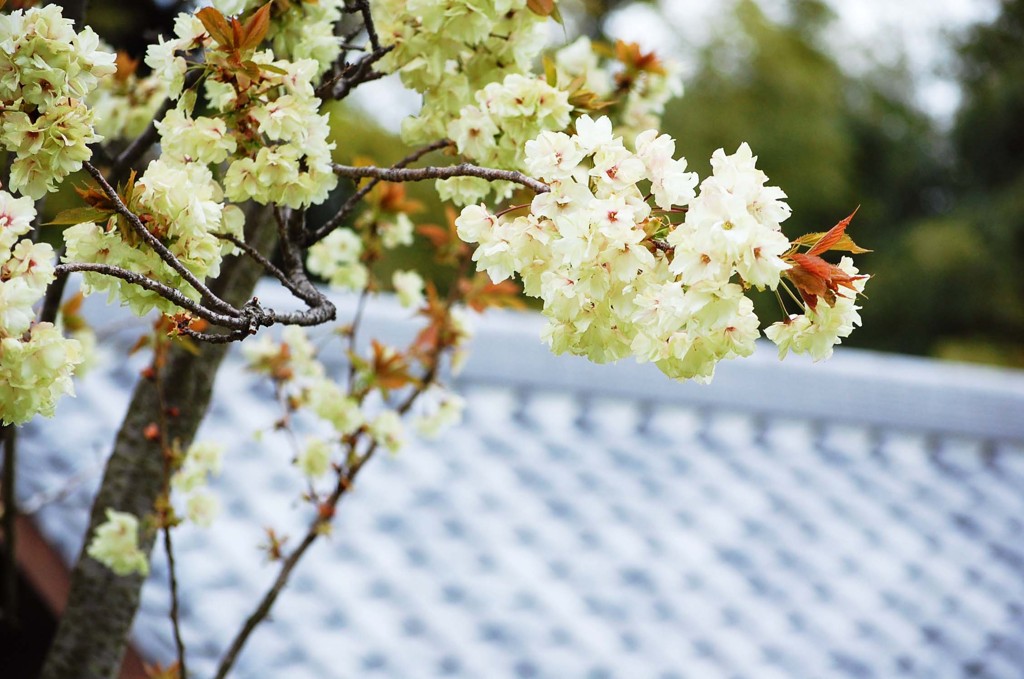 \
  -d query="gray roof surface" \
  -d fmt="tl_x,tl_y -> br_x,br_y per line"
17,282 -> 1024,679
